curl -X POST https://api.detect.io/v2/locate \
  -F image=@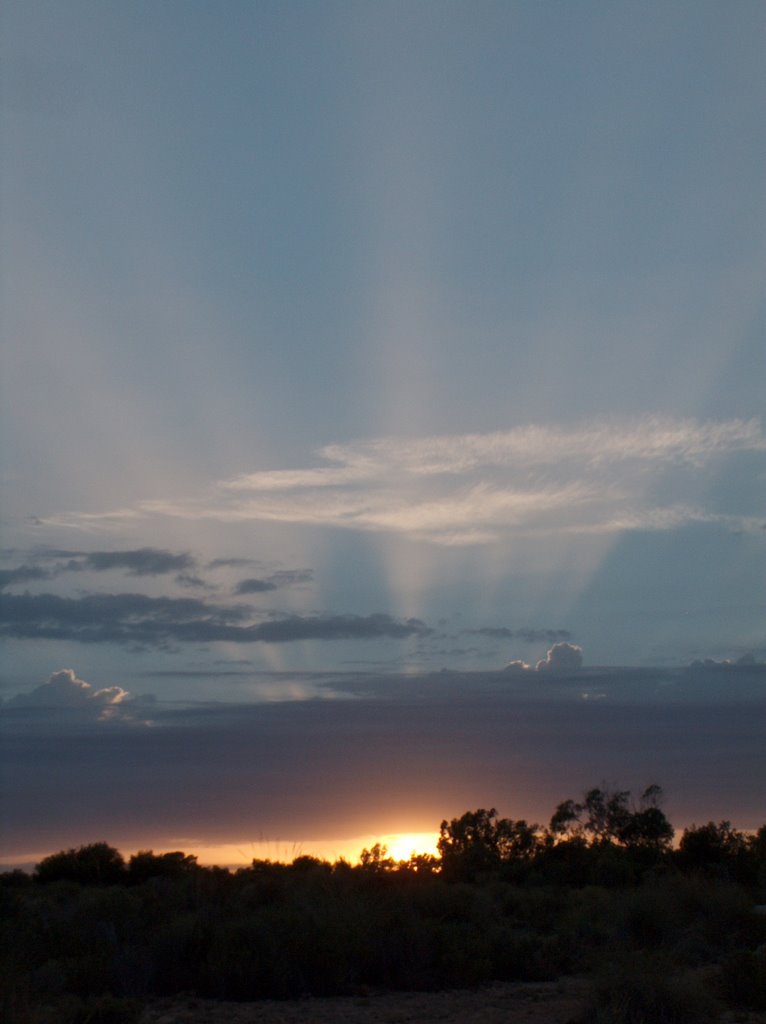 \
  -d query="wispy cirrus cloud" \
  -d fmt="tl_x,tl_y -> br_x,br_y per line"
224,416 -> 765,487
39,417 -> 766,545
